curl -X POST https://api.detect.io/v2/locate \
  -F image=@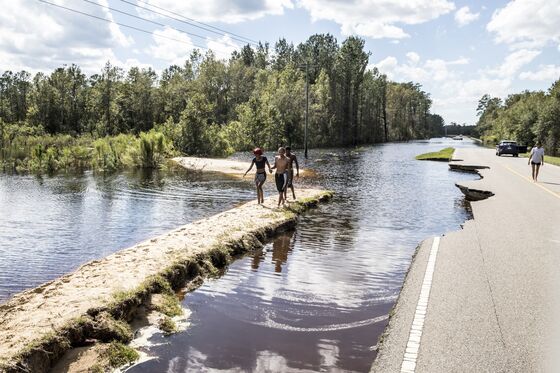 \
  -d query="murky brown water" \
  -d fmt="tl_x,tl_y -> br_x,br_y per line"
122,138 -> 479,372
